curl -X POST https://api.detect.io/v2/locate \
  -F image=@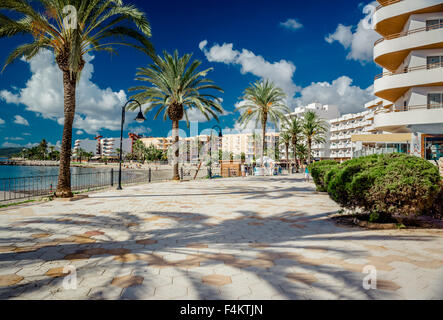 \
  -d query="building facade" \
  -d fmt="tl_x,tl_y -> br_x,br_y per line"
372,0 -> 443,160
283,103 -> 340,160
73,134 -> 138,158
